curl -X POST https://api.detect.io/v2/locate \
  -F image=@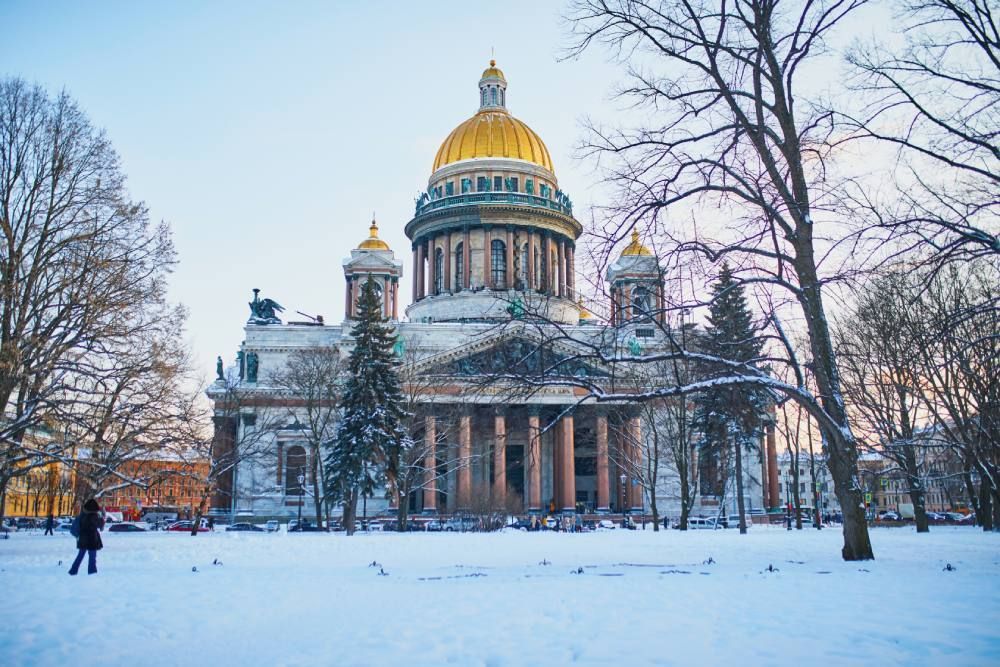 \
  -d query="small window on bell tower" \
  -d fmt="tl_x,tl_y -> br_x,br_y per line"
491,87 -> 497,105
